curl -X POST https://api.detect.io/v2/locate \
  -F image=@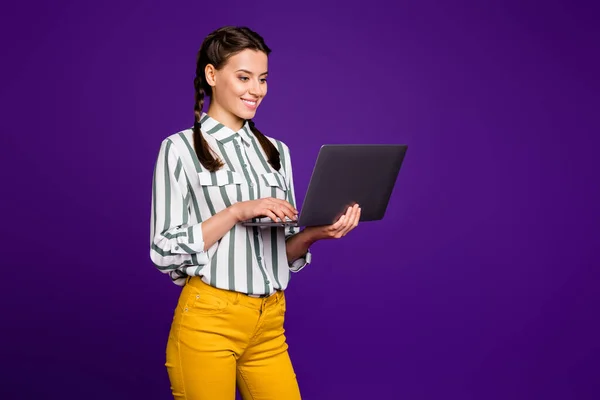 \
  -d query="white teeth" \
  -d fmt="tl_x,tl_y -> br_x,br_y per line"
242,99 -> 256,105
